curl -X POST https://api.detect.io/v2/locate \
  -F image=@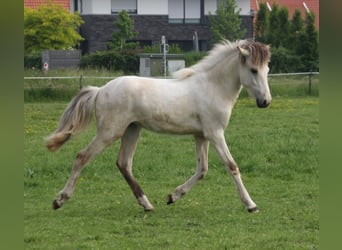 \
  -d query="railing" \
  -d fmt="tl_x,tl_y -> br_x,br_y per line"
24,71 -> 319,94
268,71 -> 319,95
